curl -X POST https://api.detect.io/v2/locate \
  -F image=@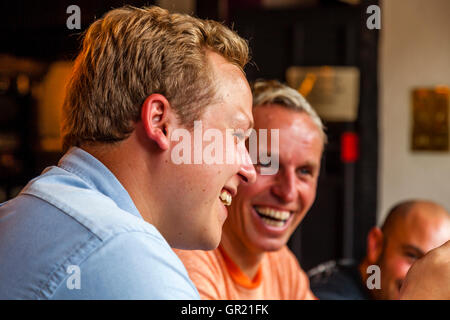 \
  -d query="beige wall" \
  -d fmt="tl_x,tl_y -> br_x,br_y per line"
379,0 -> 450,223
